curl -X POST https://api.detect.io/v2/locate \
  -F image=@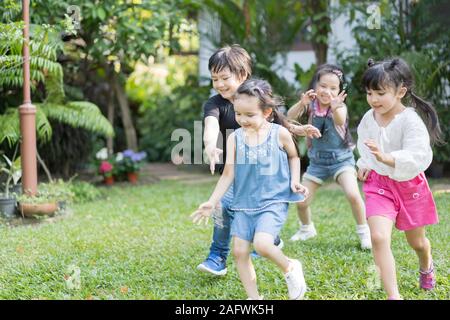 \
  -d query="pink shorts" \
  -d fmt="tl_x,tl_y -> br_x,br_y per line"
363,171 -> 438,231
